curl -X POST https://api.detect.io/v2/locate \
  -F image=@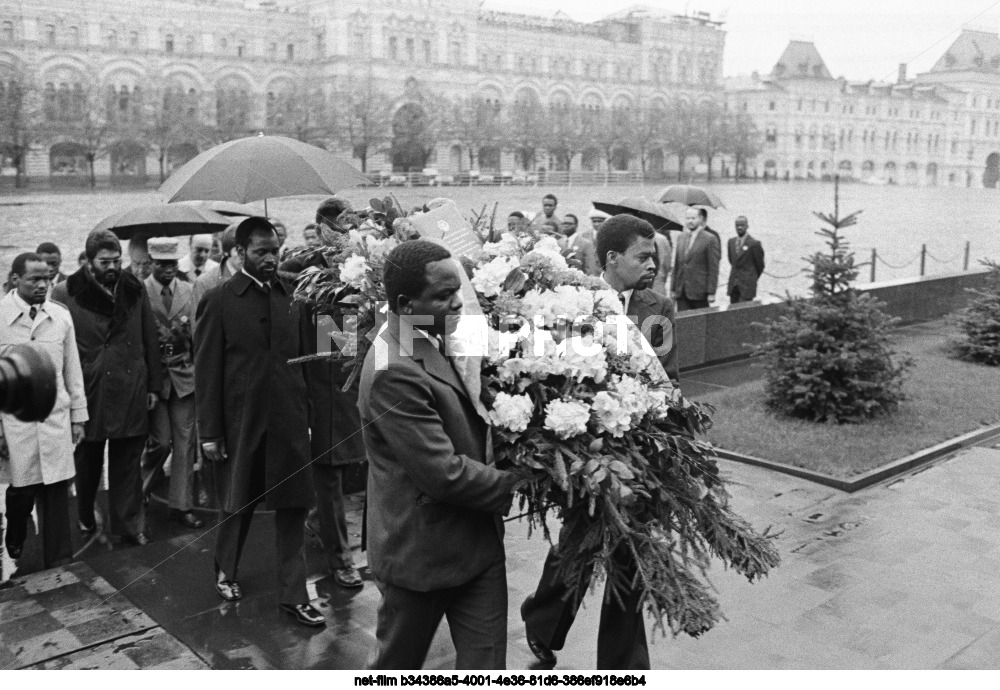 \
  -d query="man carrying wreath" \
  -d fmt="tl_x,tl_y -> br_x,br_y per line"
520,214 -> 678,669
